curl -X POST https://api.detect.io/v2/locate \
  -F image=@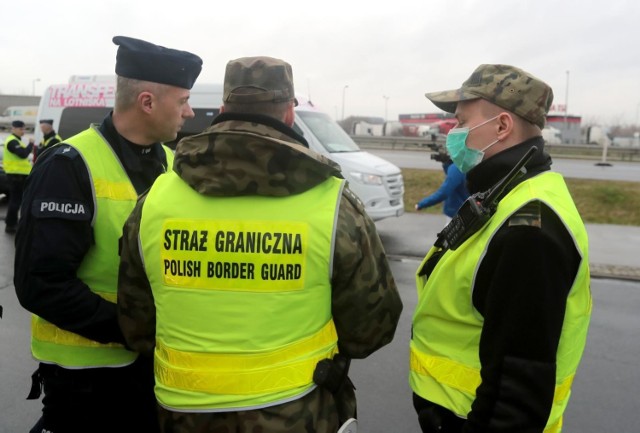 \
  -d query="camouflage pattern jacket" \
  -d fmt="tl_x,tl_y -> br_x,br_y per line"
117,112 -> 403,430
